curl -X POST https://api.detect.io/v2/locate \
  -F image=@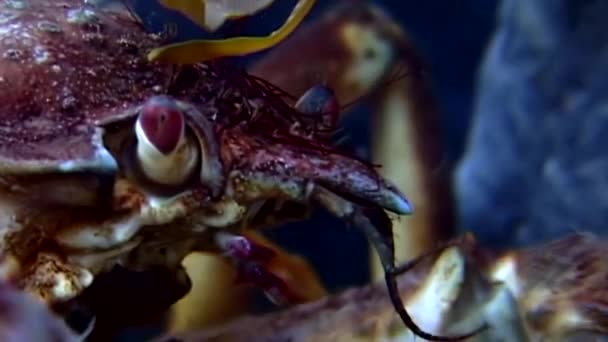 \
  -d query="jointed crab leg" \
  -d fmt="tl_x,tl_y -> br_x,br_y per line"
148,0 -> 317,64
311,185 -> 487,341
